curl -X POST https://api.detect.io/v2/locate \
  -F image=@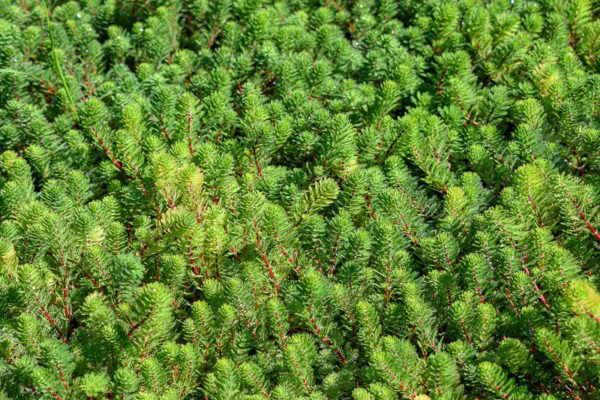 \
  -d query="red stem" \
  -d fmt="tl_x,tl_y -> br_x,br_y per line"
34,294 -> 62,335
365,193 -> 377,219
94,130 -> 122,170
187,112 -> 194,155
578,210 -> 600,242
188,247 -> 203,286
82,271 -> 103,293
253,221 -> 280,295
309,307 -> 347,364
